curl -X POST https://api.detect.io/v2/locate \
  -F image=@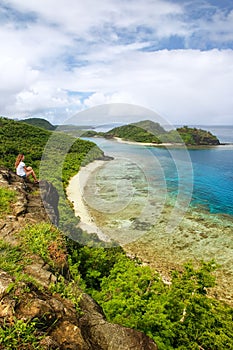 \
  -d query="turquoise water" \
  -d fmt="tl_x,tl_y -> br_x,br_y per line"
83,137 -> 233,217
150,146 -> 233,215
189,147 -> 233,215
